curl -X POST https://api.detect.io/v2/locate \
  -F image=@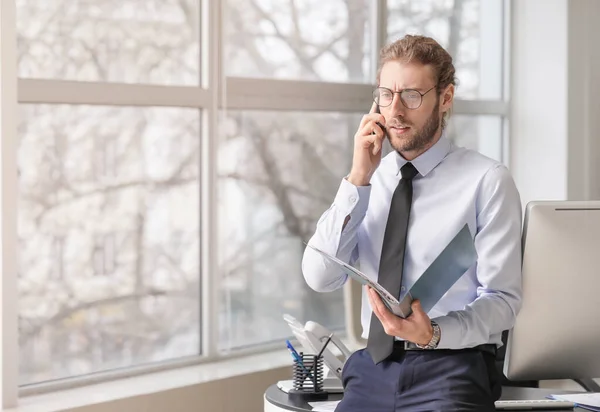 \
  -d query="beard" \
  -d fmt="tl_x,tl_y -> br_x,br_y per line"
387,98 -> 441,153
